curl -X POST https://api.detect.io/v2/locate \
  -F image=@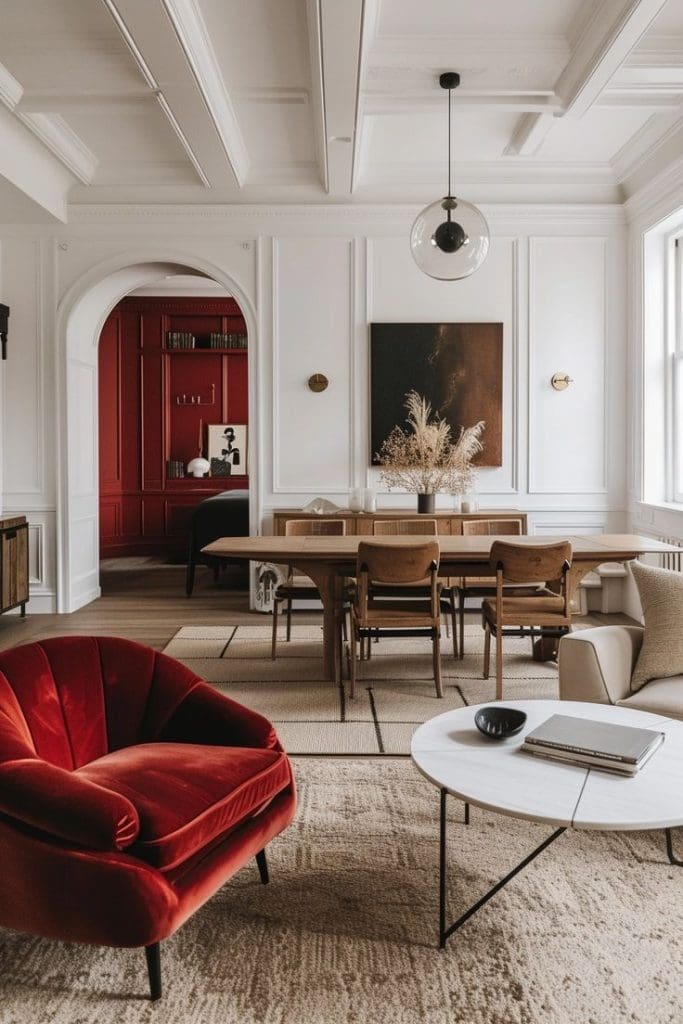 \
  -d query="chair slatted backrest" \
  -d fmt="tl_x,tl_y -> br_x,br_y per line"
489,540 -> 572,615
372,519 -> 438,536
284,518 -> 346,537
355,540 -> 440,622
462,518 -> 524,537
283,519 -> 345,581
